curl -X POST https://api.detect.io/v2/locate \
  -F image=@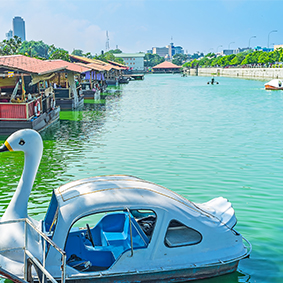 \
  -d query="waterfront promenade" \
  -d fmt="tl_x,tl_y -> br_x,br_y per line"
188,67 -> 283,79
